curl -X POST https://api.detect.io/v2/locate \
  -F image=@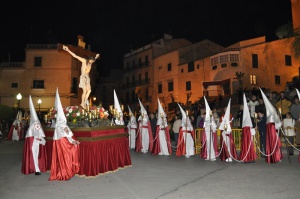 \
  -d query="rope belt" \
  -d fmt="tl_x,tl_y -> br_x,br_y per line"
142,126 -> 148,128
